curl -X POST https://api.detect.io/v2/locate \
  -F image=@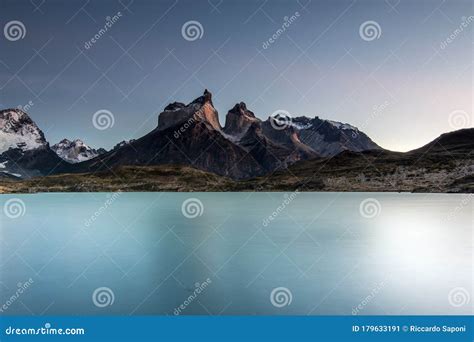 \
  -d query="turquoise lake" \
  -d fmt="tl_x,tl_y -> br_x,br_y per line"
0,192 -> 472,315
